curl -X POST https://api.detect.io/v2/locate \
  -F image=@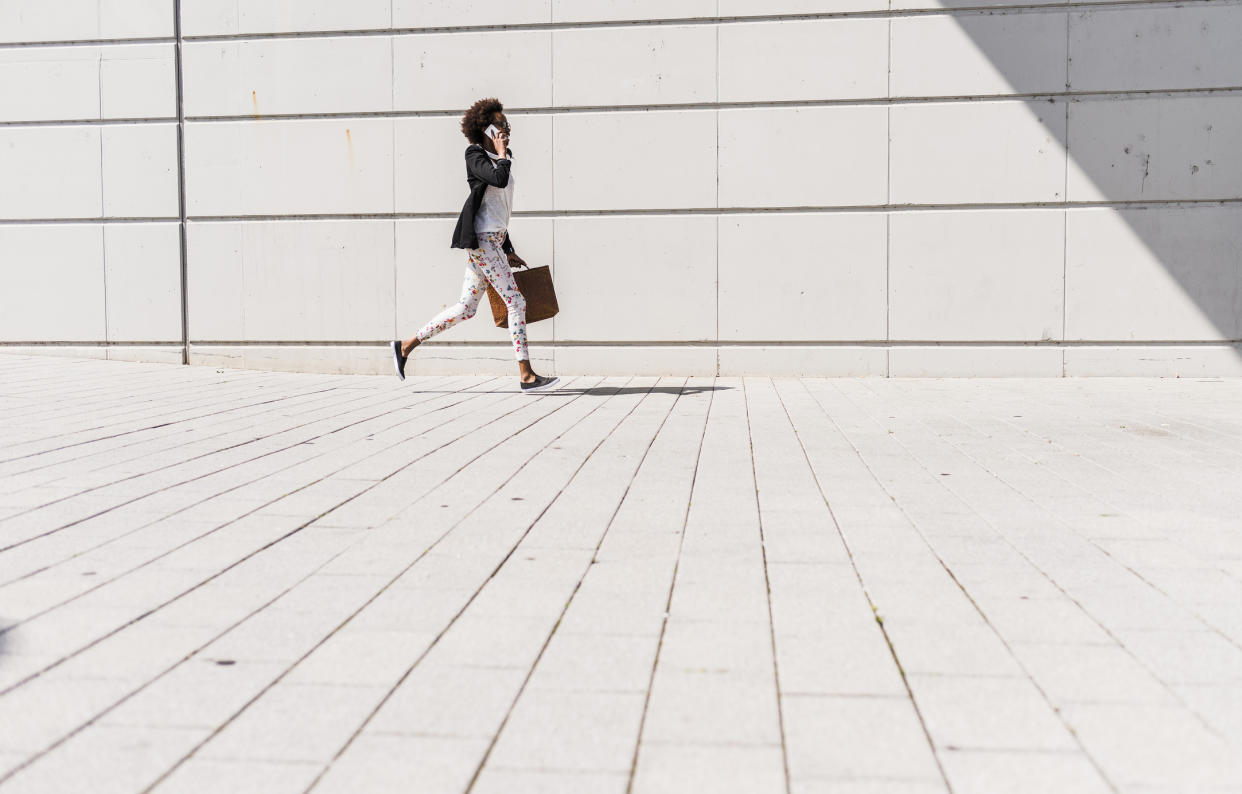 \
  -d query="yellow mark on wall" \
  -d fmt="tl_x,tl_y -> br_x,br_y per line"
251,90 -> 259,118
